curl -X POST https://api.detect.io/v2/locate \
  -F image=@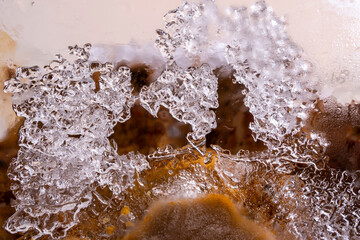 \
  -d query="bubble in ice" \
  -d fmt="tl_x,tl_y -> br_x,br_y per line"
3,1 -> 360,240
